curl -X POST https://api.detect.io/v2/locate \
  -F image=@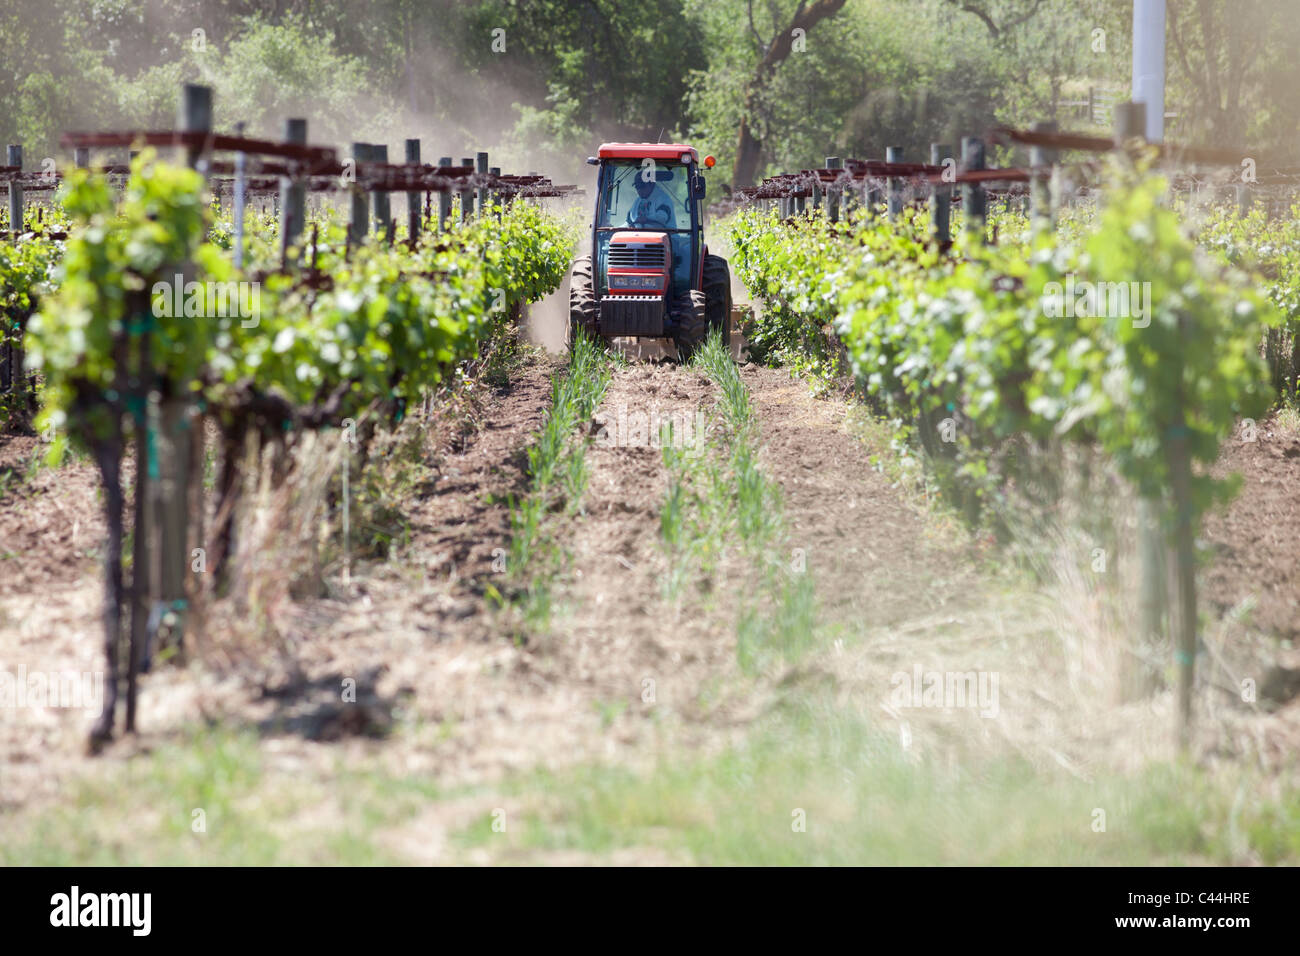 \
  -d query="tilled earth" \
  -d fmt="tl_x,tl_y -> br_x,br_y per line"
2,350 -> 1300,849
1202,415 -> 1300,643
